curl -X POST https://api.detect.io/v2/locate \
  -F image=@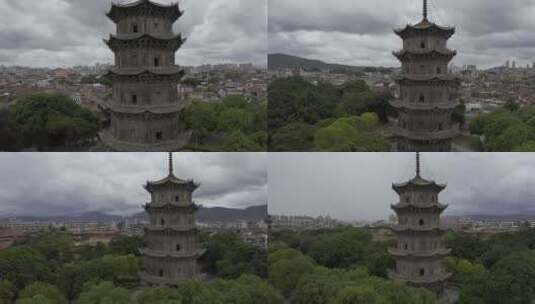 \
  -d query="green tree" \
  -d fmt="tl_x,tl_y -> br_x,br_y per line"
0,108 -> 22,151
77,281 -> 130,304
483,250 -> 535,304
222,131 -> 262,151
0,280 -> 15,304
180,101 -> 218,145
108,236 -> 143,256
9,93 -> 99,149
269,254 -> 316,296
0,247 -> 51,291
138,287 -> 183,304
270,122 -> 316,151
17,282 -> 67,304
331,285 -> 379,304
